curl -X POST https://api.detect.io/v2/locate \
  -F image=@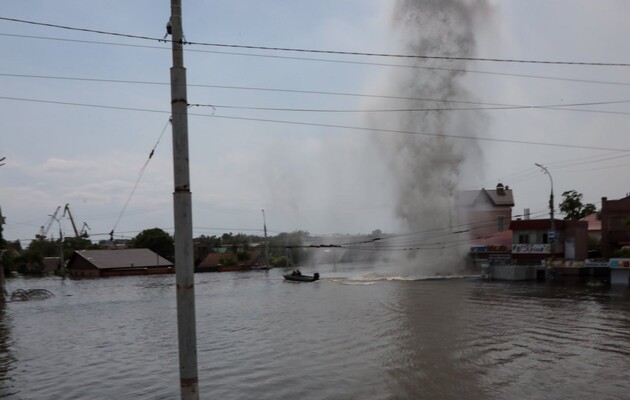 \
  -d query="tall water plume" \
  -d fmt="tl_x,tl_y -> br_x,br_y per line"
366,0 -> 492,272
